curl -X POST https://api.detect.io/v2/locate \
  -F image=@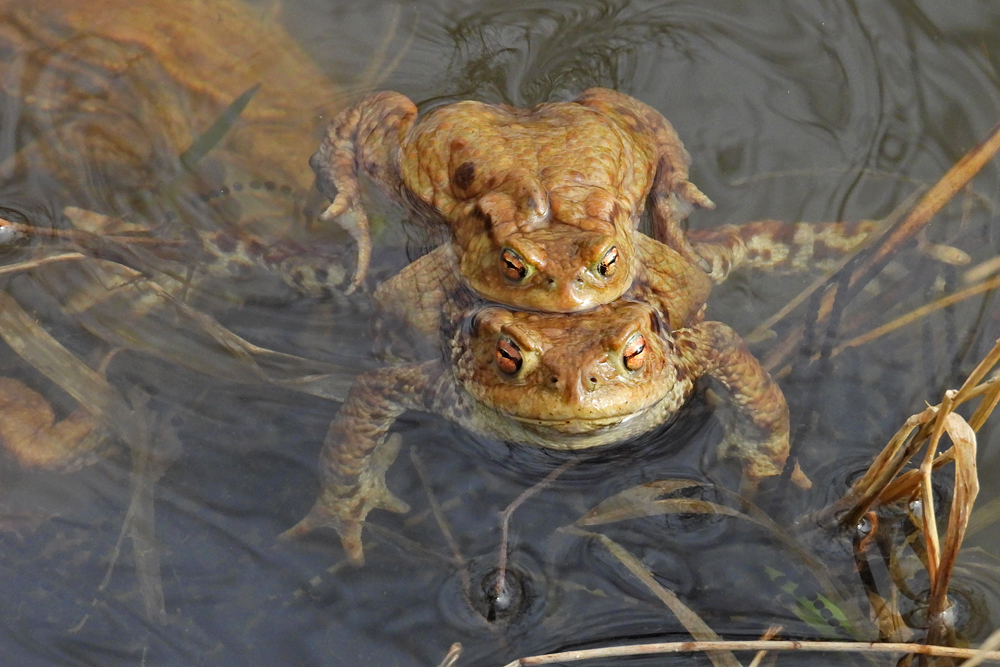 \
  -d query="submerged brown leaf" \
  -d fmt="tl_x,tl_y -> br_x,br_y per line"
576,480 -> 704,525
